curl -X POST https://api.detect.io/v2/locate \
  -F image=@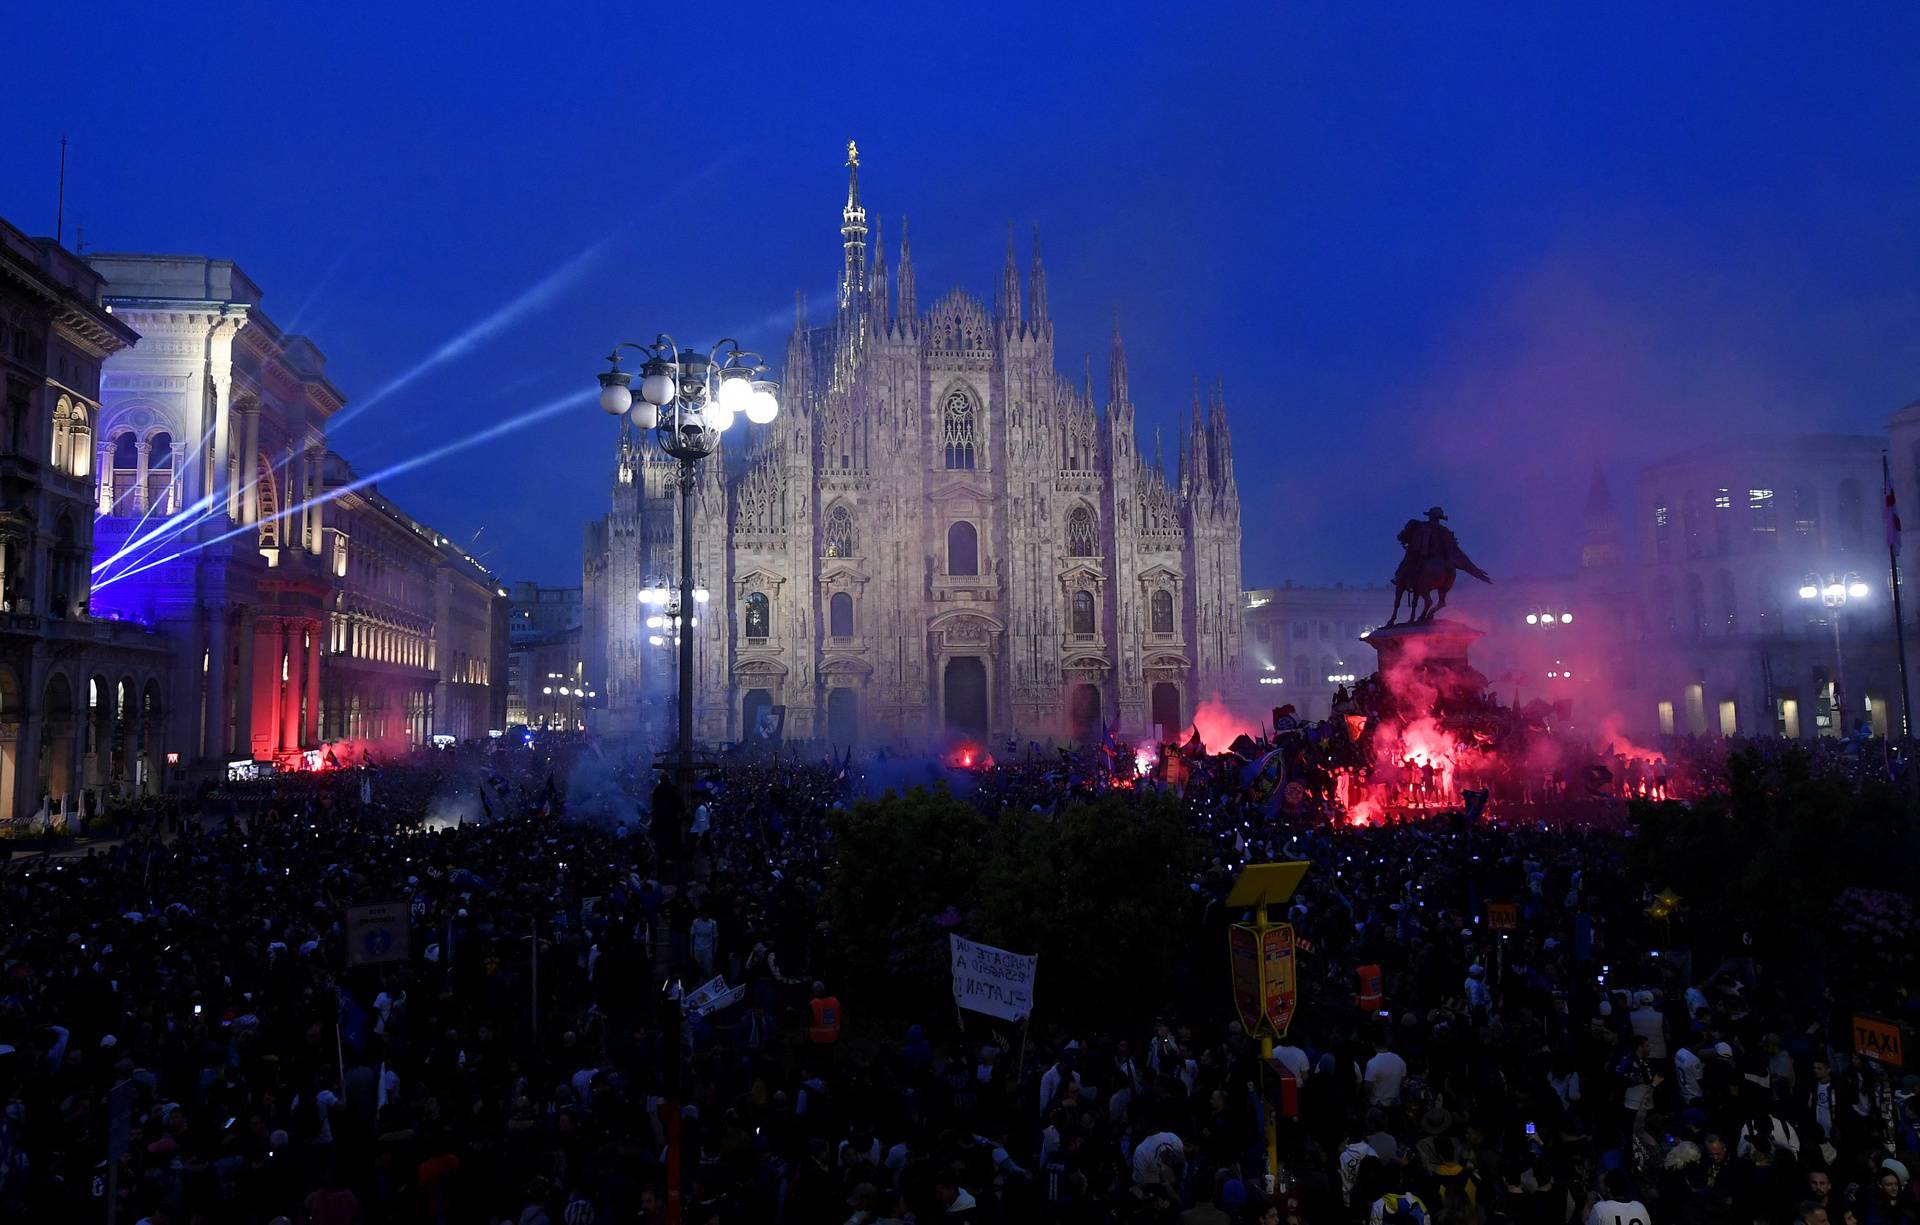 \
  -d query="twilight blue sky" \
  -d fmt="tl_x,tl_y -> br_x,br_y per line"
10,2 -> 1920,589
